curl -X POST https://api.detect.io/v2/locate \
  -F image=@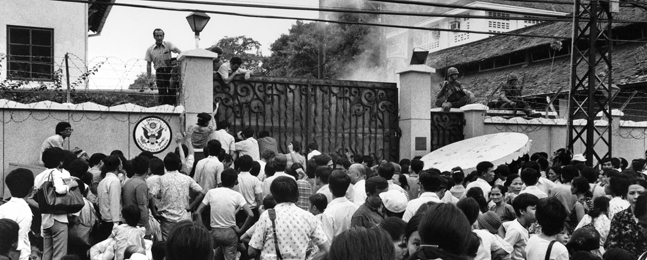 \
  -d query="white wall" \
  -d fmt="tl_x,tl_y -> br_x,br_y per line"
0,0 -> 87,86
